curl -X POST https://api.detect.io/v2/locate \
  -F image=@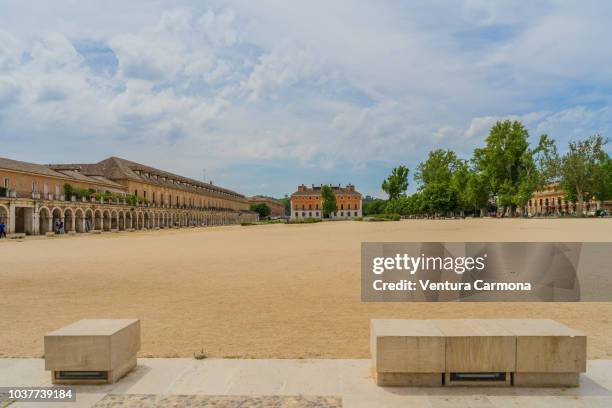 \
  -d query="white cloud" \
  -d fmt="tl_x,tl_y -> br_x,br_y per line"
0,2 -> 611,196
